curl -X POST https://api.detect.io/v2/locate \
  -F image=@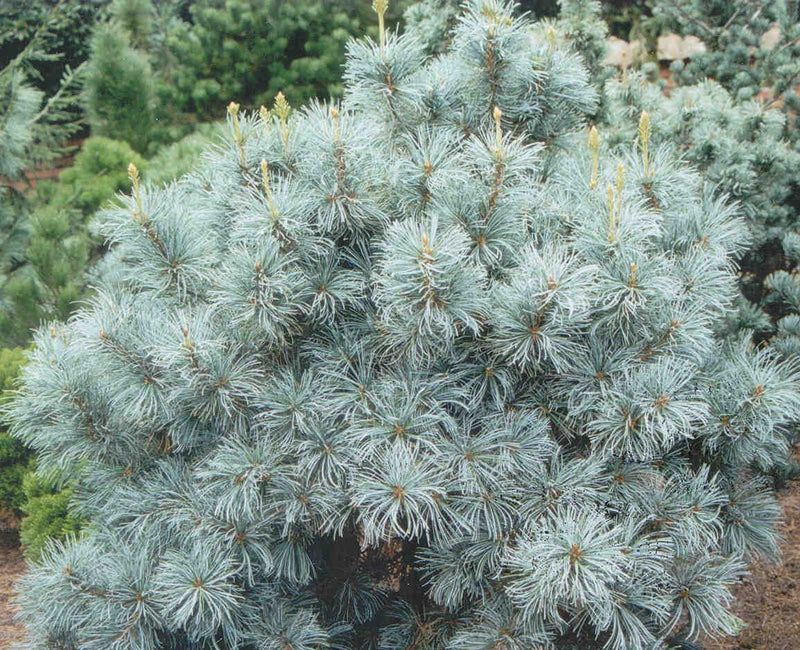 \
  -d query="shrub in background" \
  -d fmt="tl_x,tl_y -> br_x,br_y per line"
10,2 -> 800,648
0,0 -> 106,98
0,137 -> 146,348
0,347 -> 82,559
766,232 -> 800,359
24,205 -> 88,325
109,0 -> 155,49
19,472 -> 83,561
0,347 -> 29,512
144,122 -> 222,186
0,11 -> 86,187
81,0 -> 413,151
83,21 -> 156,153
649,0 -> 800,109
0,14 -> 86,348
165,0 -> 363,119
603,73 -> 800,257
0,437 -> 31,512
552,0 -> 609,78
40,136 -> 148,218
